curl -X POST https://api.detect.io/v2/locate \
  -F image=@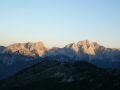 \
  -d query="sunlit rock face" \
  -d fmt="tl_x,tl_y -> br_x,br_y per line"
76,40 -> 96,60
25,42 -> 46,56
63,40 -> 96,60
65,43 -> 79,53
3,42 -> 46,57
46,40 -> 120,62
1,40 -> 120,63
77,40 -> 95,55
